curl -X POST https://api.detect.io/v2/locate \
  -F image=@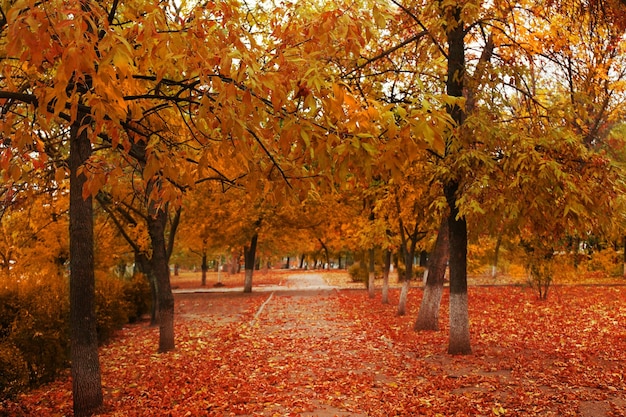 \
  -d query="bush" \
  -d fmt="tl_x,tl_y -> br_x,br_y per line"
123,273 -> 152,323
95,272 -> 132,343
584,249 -> 621,277
348,262 -> 368,283
0,271 -> 148,399
9,277 -> 70,386
0,341 -> 29,400
0,289 -> 20,339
